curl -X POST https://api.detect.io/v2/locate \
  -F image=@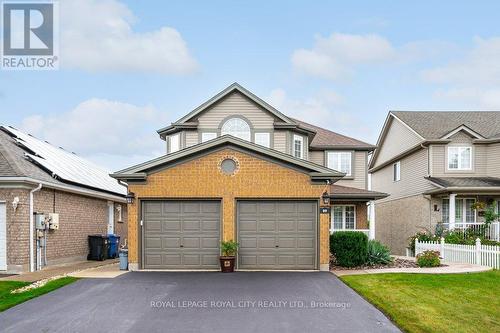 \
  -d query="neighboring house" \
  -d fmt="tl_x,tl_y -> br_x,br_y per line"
112,83 -> 386,271
0,126 -> 127,273
369,111 -> 500,254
